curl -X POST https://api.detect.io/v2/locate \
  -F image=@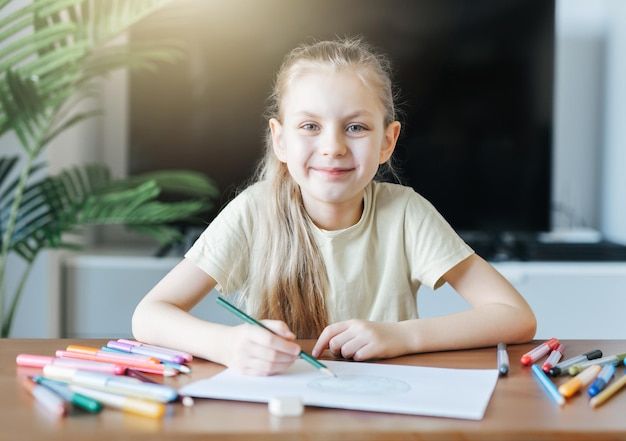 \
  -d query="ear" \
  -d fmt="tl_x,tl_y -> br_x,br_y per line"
379,121 -> 401,164
269,118 -> 287,163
